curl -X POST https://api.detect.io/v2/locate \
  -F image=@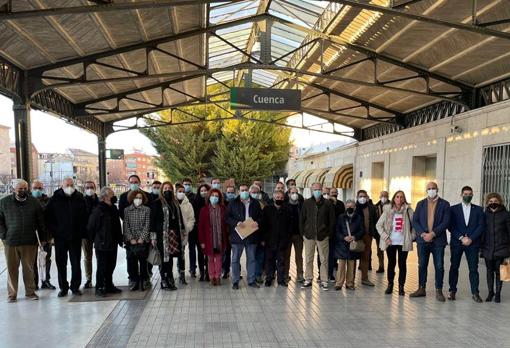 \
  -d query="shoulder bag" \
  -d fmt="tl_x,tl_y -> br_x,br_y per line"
347,219 -> 365,253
